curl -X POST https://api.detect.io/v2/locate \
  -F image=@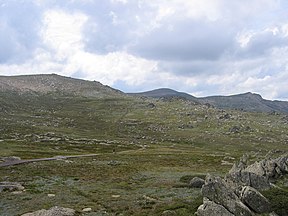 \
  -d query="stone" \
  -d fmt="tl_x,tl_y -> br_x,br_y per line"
229,126 -> 241,133
0,156 -> 21,162
189,177 -> 205,188
147,103 -> 156,108
196,199 -> 234,216
11,191 -> 23,195
21,206 -> 75,216
0,182 -> 25,192
161,210 -> 177,216
82,207 -> 92,212
240,186 -> 271,214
